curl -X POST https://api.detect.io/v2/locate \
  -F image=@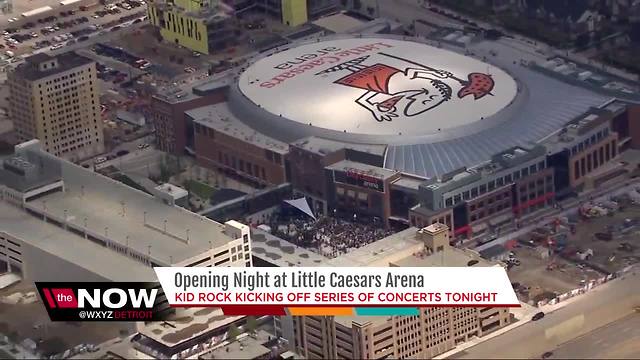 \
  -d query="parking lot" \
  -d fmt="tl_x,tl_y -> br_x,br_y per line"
2,1 -> 146,58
